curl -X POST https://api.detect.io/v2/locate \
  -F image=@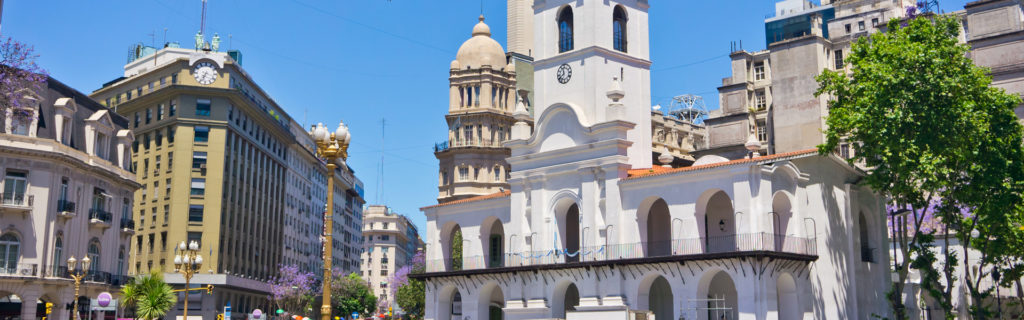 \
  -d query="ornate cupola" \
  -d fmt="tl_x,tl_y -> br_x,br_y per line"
436,16 -> 531,204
